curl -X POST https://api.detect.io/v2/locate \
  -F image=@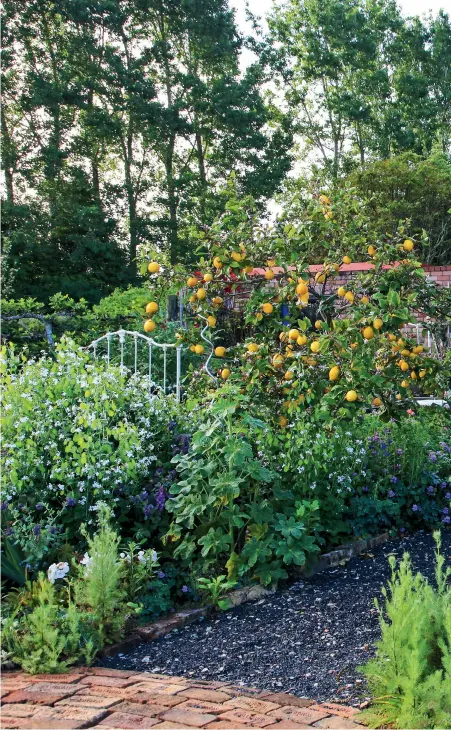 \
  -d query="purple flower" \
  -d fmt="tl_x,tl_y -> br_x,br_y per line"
427,486 -> 435,494
168,420 -> 177,432
396,449 -> 403,455
65,497 -> 77,508
1,502 -> 8,511
400,527 -> 406,533
155,486 -> 167,512
143,504 -> 154,518
428,452 -> 437,462
445,493 -> 451,500
412,504 -> 420,512
442,516 -> 450,524
441,482 -> 448,489
33,524 -> 41,536
181,585 -> 190,594
36,502 -> 44,511
362,486 -> 369,493
140,491 -> 149,501
157,571 -> 166,579
443,507 -> 449,515
390,477 -> 398,484
388,490 -> 396,498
